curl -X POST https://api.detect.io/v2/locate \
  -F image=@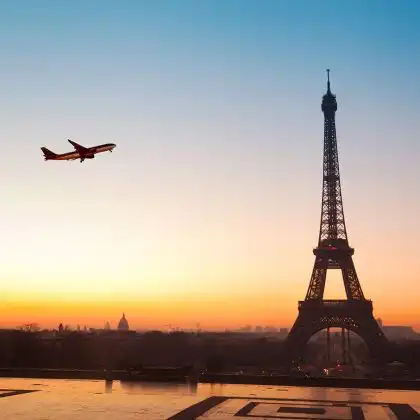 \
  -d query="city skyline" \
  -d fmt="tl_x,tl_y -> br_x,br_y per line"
8,311 -> 417,334
1,1 -> 420,331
